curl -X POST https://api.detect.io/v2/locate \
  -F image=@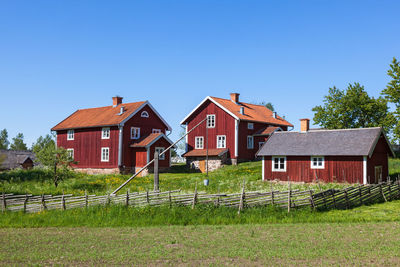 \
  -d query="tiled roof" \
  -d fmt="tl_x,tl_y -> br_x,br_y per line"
130,133 -> 173,148
210,97 -> 293,126
182,149 -> 228,157
52,102 -> 146,131
257,127 -> 394,157
253,126 -> 281,136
